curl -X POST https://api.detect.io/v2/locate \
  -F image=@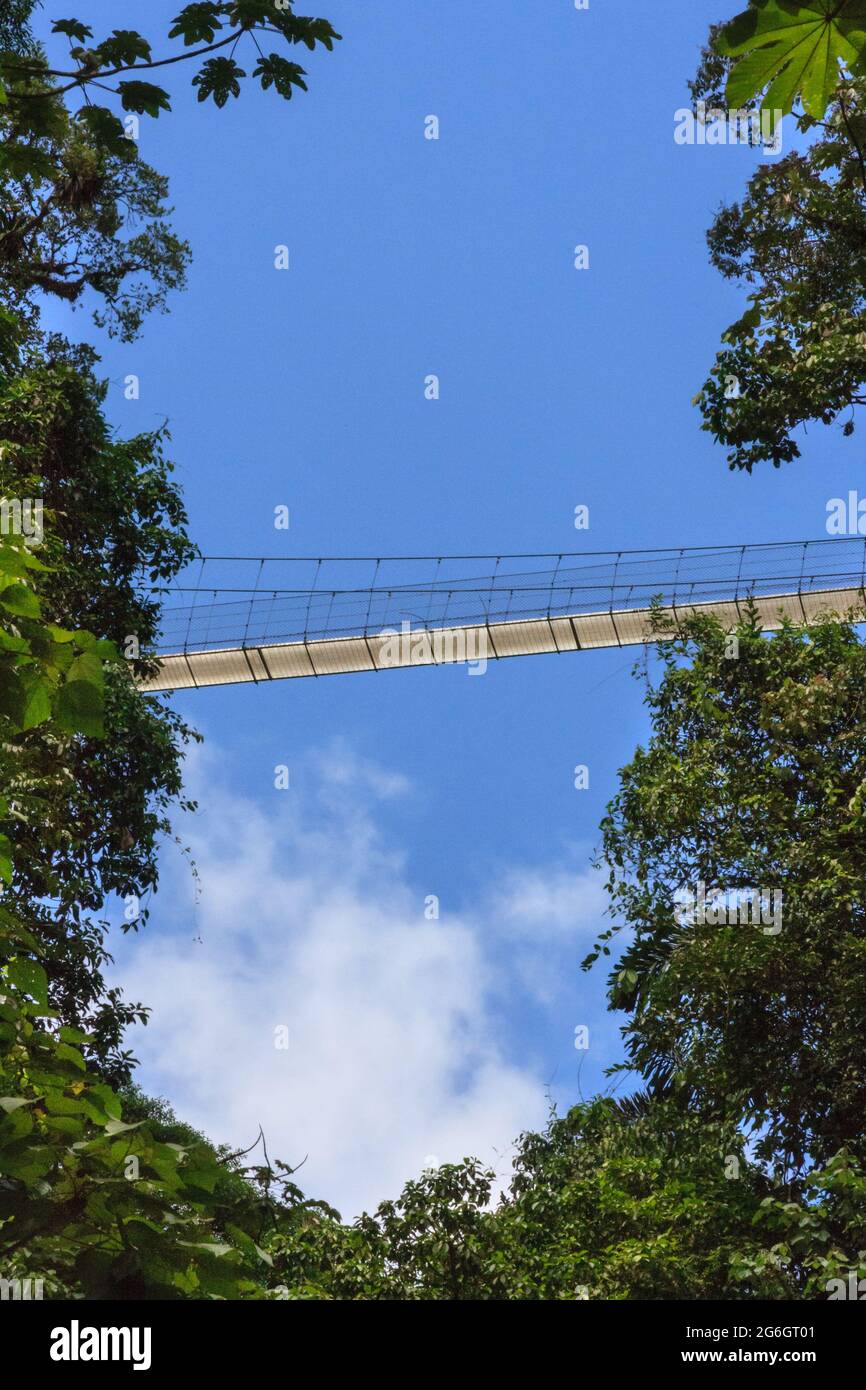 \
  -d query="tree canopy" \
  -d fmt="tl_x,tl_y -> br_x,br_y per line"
685,6 -> 866,467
